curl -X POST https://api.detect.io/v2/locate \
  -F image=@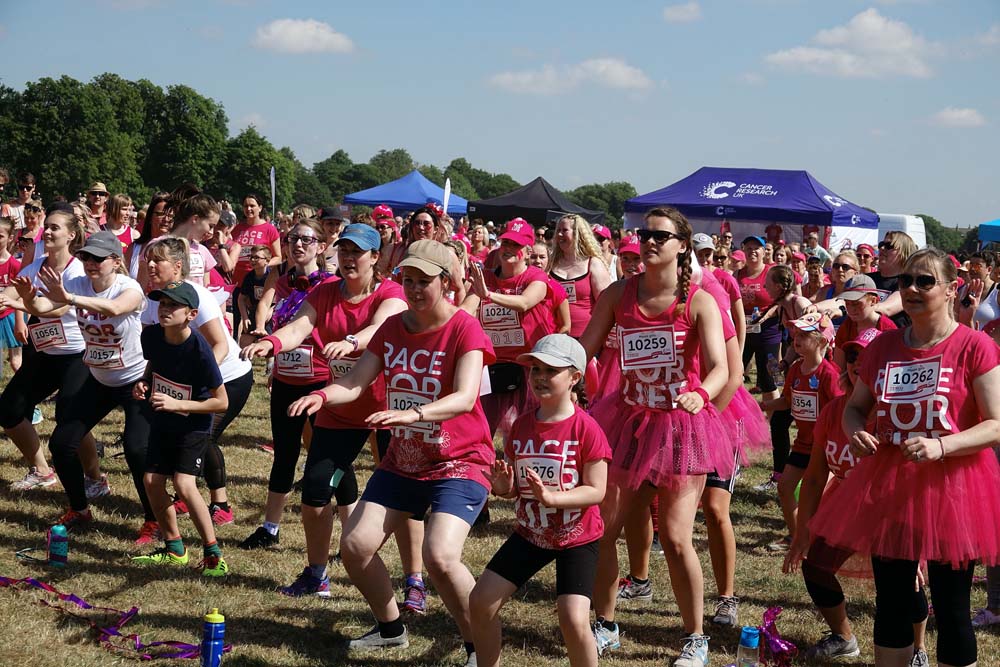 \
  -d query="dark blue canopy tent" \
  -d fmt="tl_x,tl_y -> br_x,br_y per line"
625,167 -> 878,249
343,170 -> 468,216
978,219 -> 1000,244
